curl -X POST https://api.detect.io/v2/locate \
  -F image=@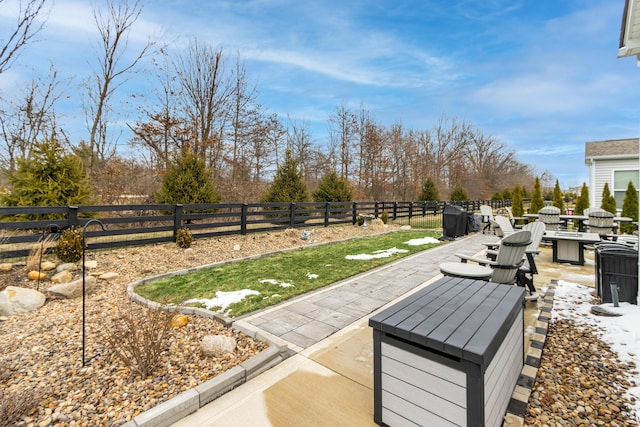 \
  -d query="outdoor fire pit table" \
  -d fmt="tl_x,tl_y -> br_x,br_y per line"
542,230 -> 601,265
369,275 -> 525,427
